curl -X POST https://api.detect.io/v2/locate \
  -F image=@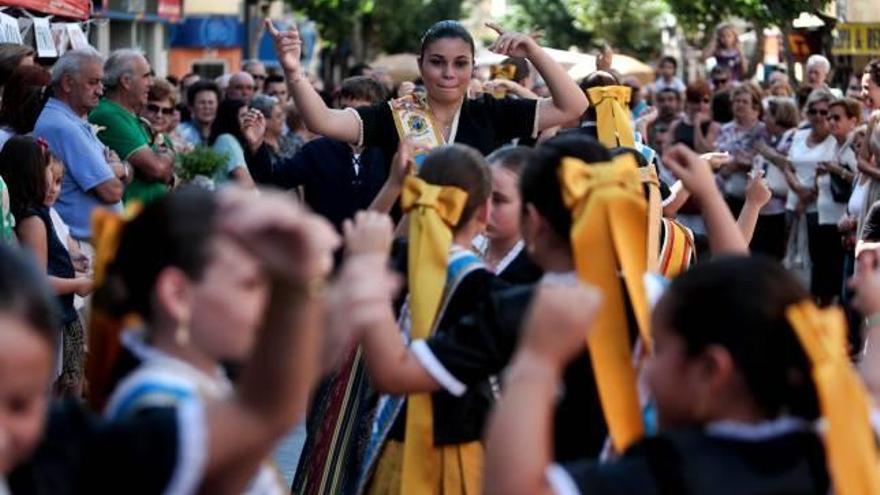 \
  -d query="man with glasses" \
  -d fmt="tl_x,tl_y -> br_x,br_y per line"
243,59 -> 268,94
89,49 -> 174,204
710,65 -> 734,93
